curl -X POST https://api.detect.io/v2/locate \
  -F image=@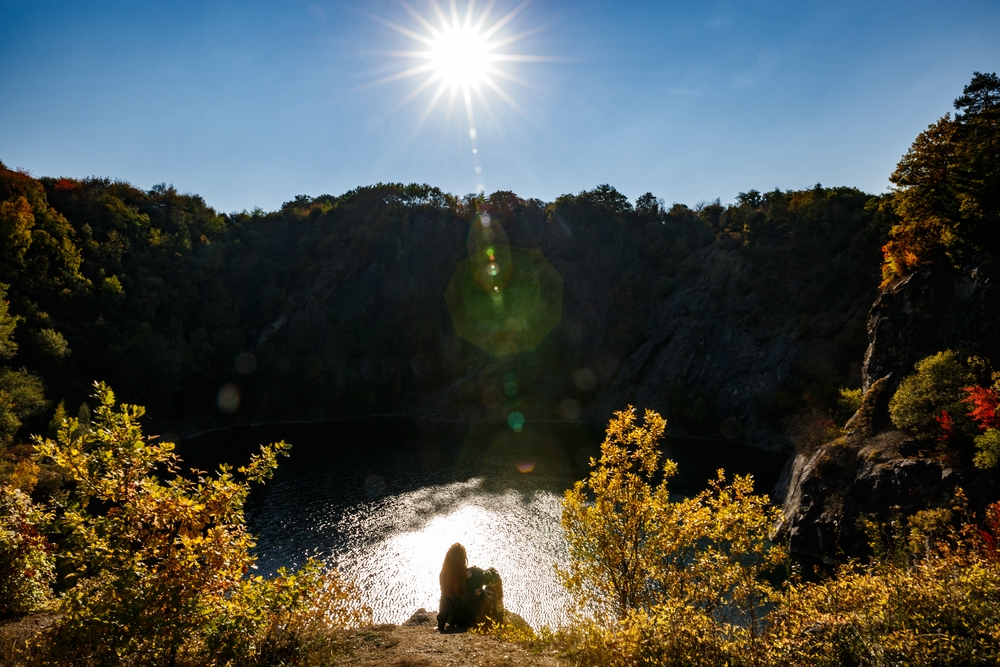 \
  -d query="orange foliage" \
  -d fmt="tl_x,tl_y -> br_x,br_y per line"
963,386 -> 1000,430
